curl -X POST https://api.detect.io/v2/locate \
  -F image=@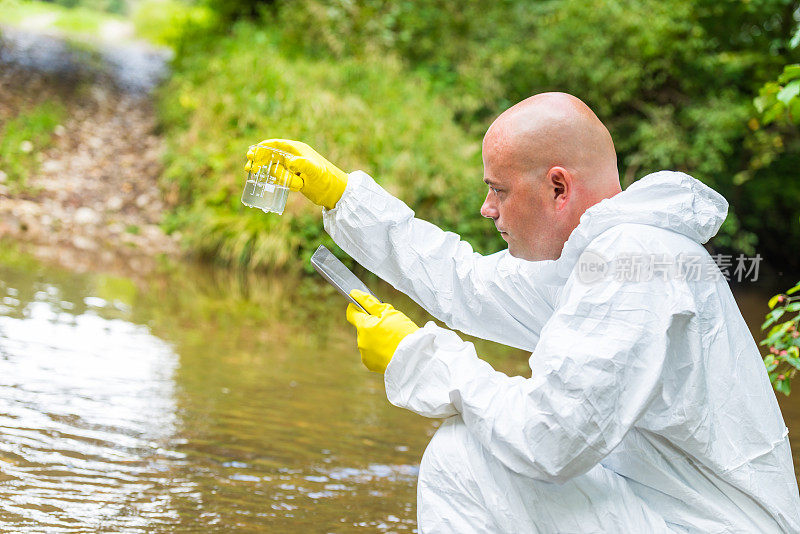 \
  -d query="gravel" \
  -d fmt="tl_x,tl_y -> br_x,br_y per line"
0,27 -> 182,275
